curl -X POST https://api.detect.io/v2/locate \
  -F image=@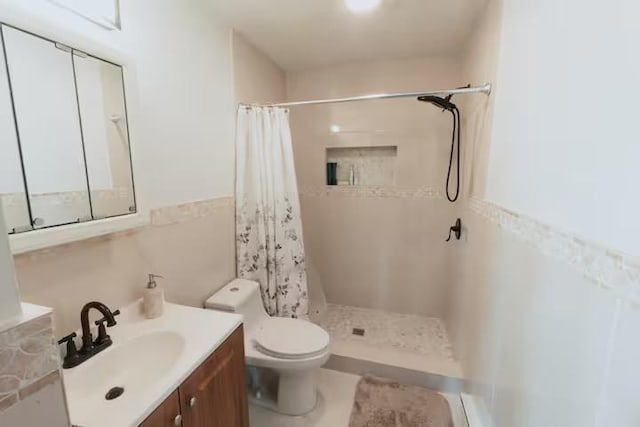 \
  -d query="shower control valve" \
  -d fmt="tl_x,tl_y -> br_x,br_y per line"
446,218 -> 462,242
